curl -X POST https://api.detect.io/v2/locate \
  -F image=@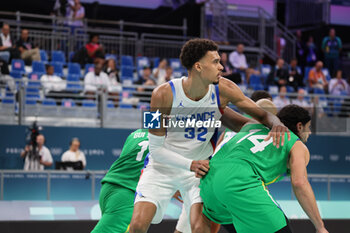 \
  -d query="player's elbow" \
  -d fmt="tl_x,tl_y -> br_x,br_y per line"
291,177 -> 308,189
